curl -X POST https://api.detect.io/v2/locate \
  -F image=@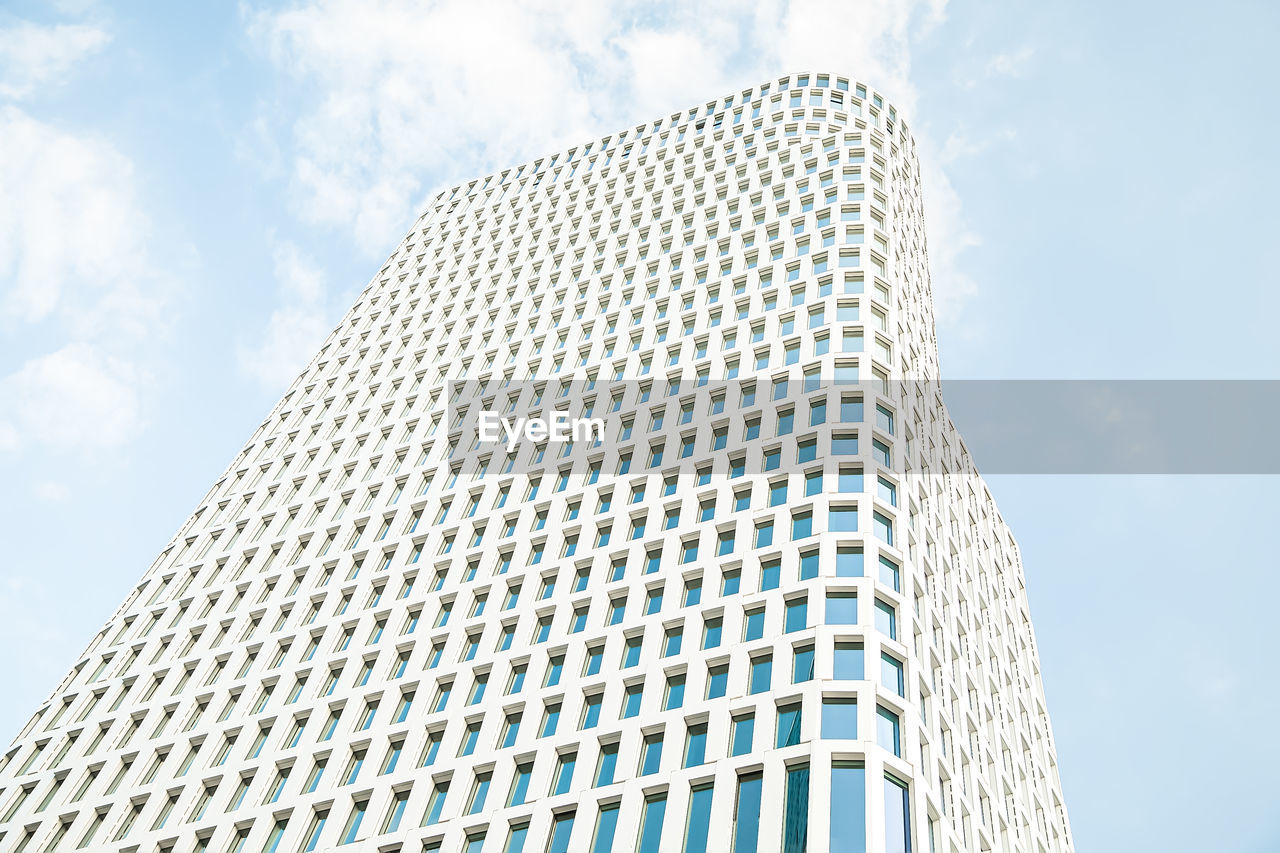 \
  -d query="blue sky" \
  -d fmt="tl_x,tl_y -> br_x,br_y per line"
1,1 -> 1277,850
